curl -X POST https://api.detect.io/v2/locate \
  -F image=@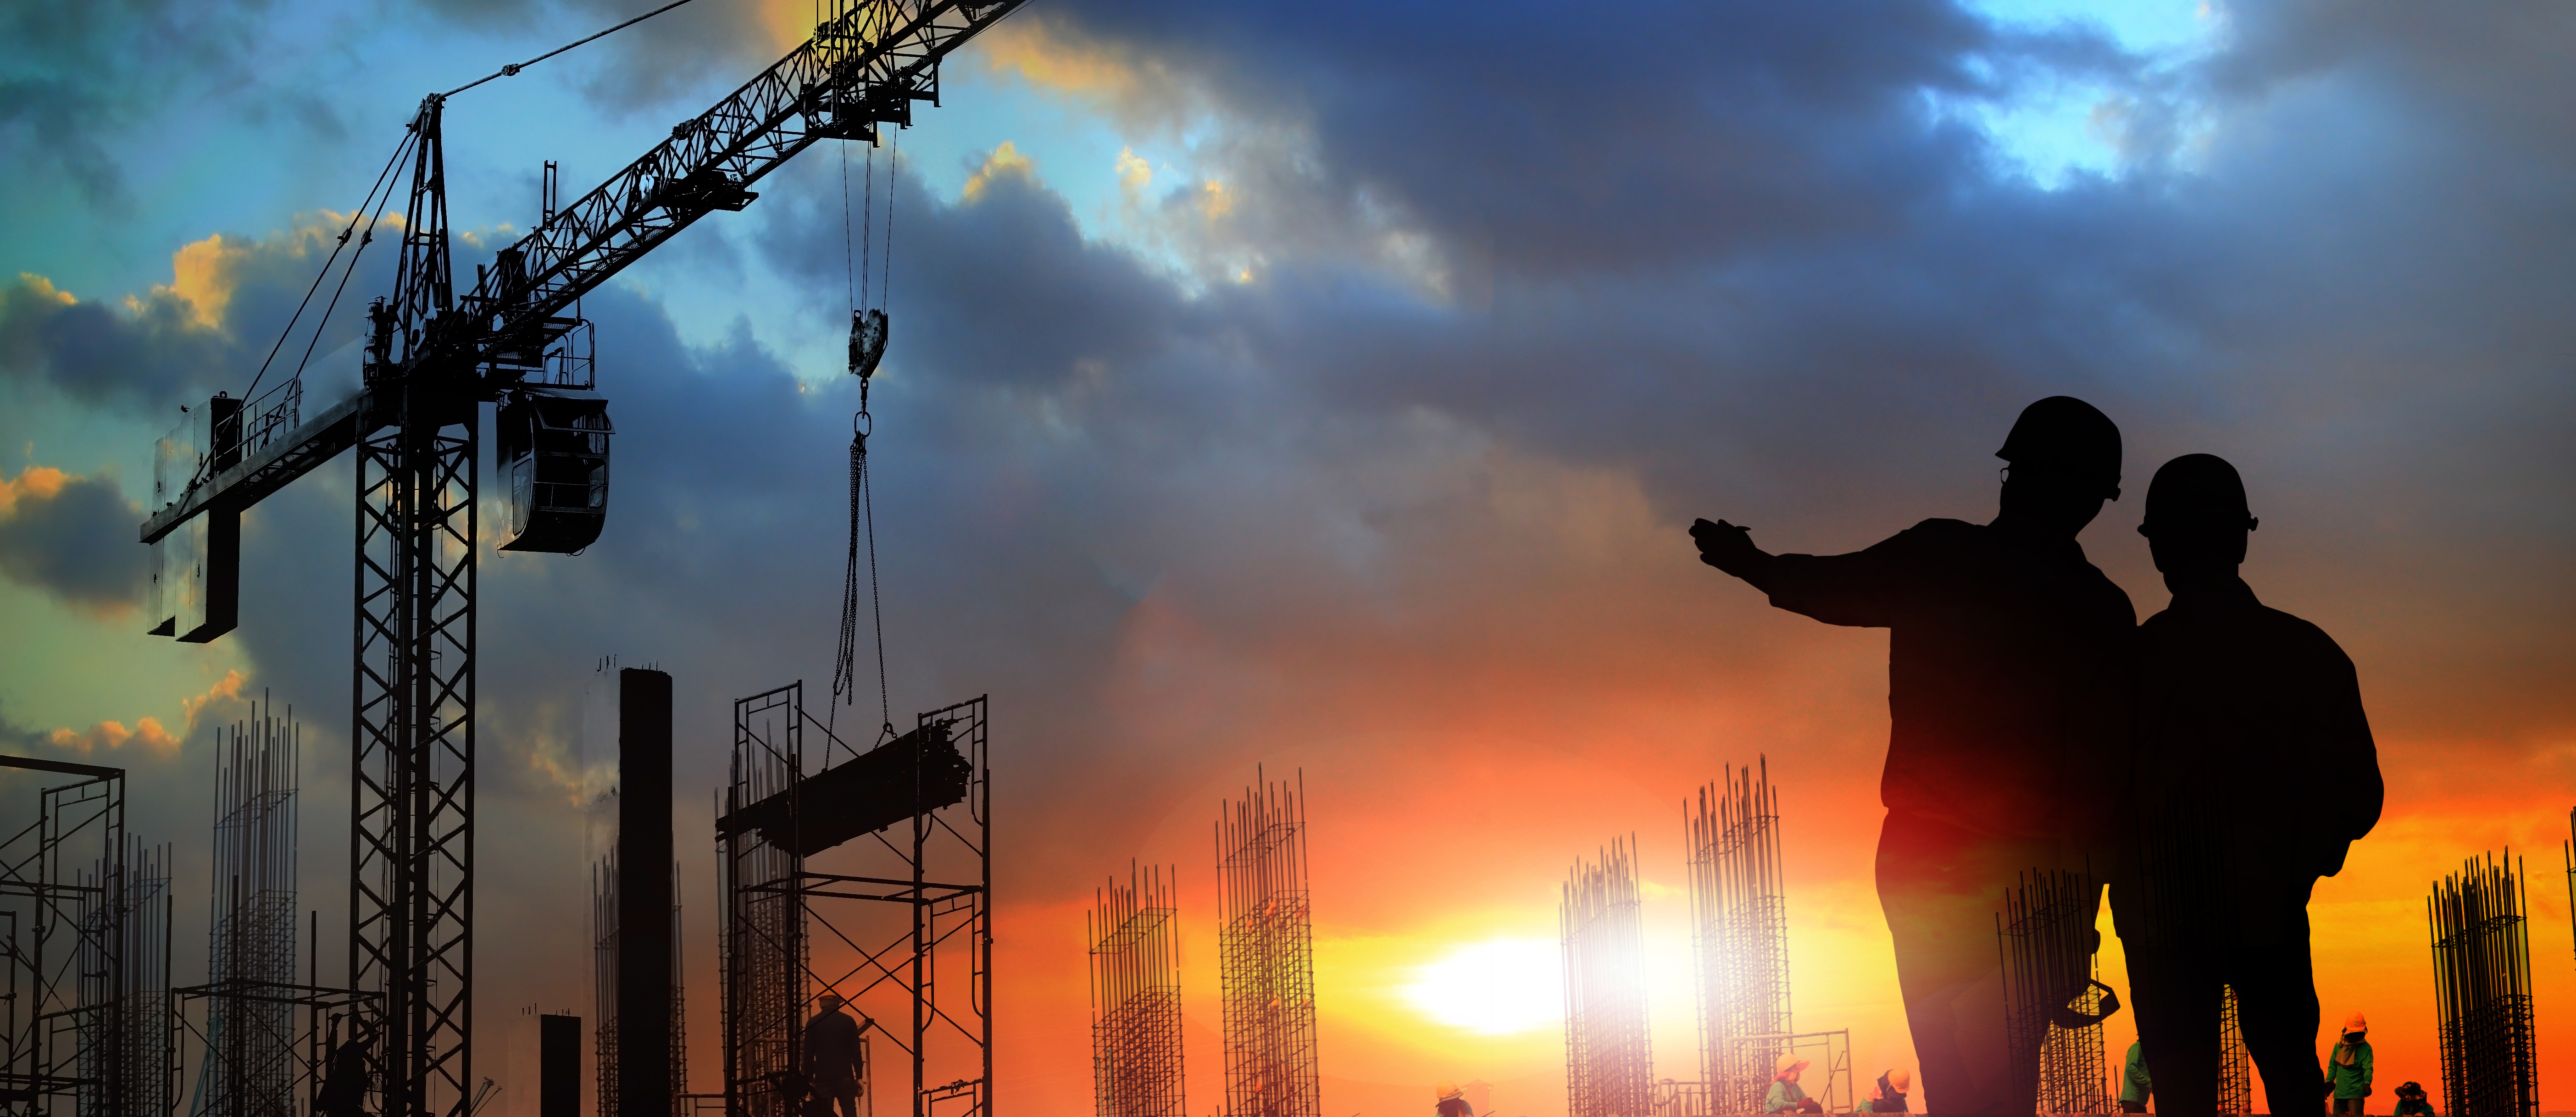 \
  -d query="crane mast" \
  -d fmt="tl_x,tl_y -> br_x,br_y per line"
136,5 -> 1025,1117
